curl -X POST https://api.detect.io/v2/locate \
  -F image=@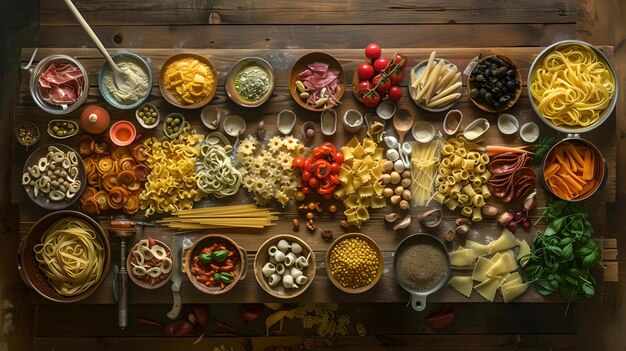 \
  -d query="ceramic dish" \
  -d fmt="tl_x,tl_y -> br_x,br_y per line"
225,57 -> 275,107
223,115 -> 246,137
342,109 -> 364,133
98,52 -> 152,110
22,144 -> 86,210
409,59 -> 462,112
16,122 -> 40,147
163,113 -> 186,139
135,103 -> 160,129
528,40 -> 618,133
463,118 -> 490,141
47,119 -> 79,139
497,113 -> 519,135
519,122 -> 540,143
289,52 -> 346,112
376,100 -> 397,120
109,121 -> 136,146
17,210 -> 110,303
29,54 -> 89,115
255,234 -> 315,299
467,55 -> 522,113
443,109 -> 463,135
127,239 -> 172,289
325,233 -> 383,294
200,105 -> 221,130
159,53 -> 218,109
411,121 -> 436,143
320,109 -> 337,136
183,234 -> 247,295
277,110 -> 297,135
